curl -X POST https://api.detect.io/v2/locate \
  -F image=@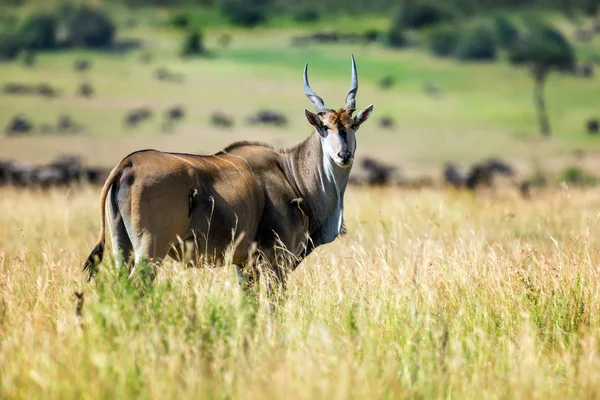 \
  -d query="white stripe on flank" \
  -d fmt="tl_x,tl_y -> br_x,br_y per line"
213,154 -> 253,194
